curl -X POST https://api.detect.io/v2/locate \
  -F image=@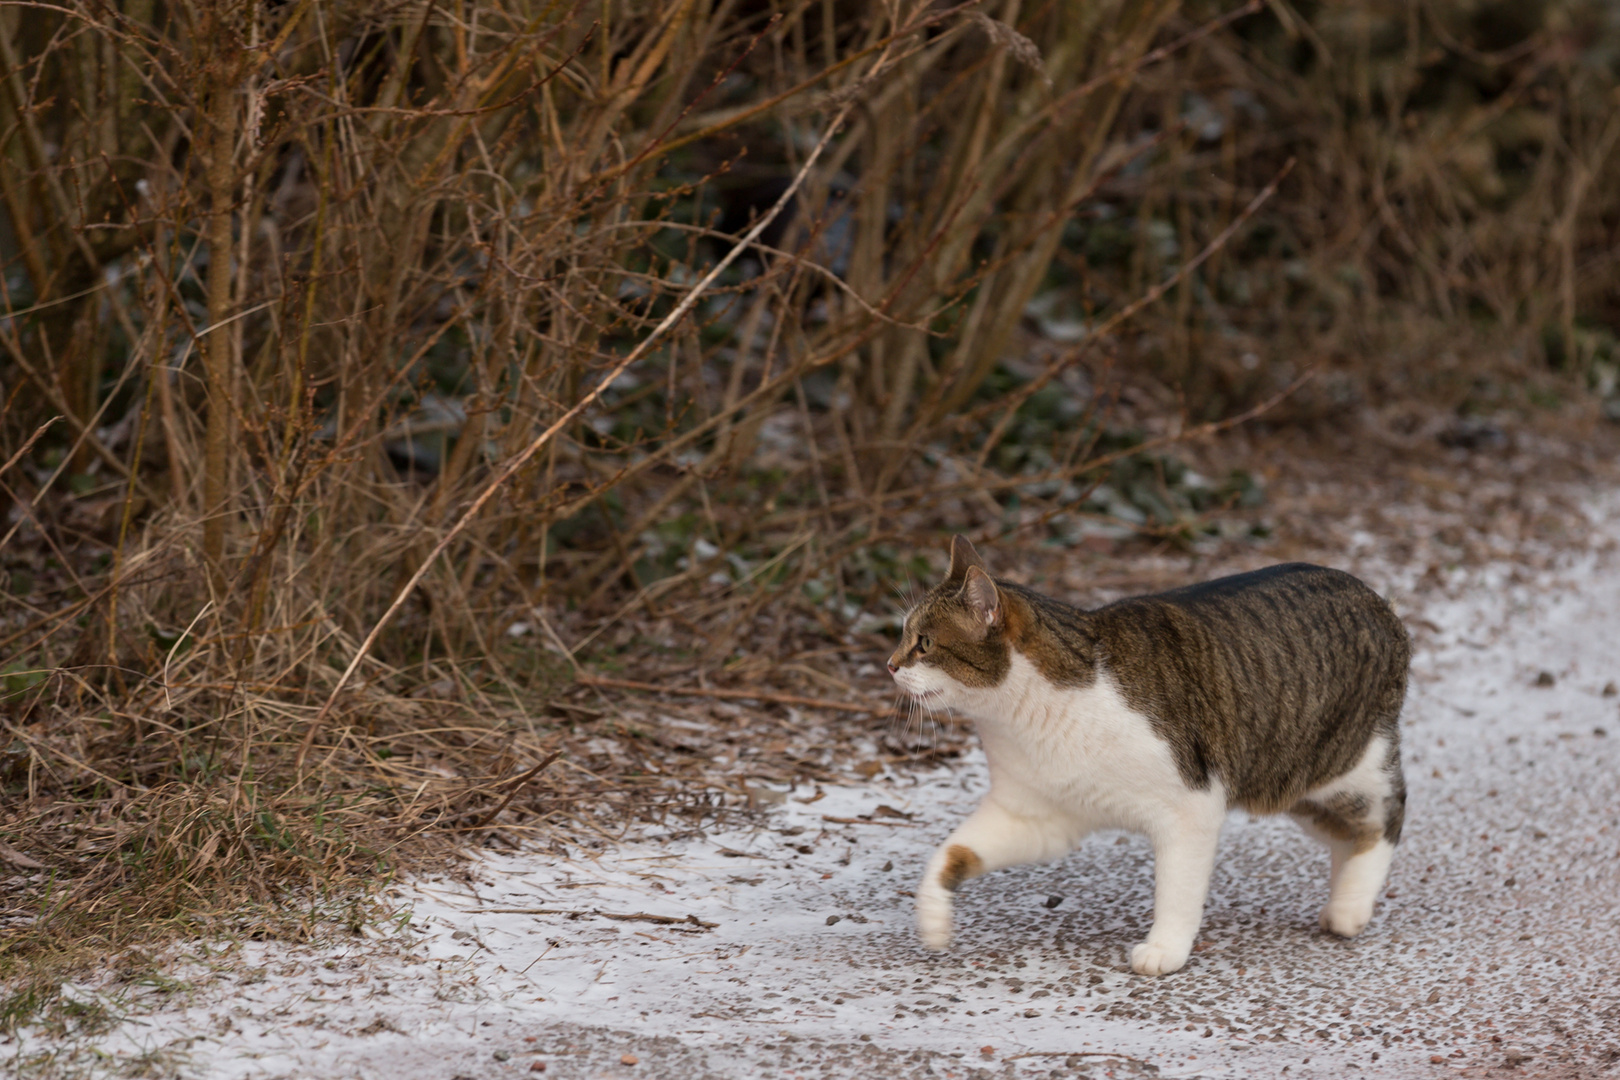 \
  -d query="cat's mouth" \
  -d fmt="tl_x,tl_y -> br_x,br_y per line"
907,687 -> 945,702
